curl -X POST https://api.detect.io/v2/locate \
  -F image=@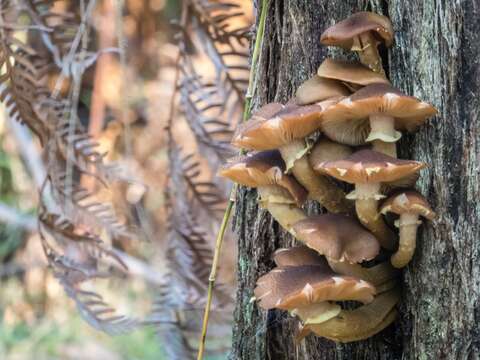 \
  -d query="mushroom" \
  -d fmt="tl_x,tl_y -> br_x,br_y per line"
313,149 -> 426,250
309,138 -> 353,167
218,150 -> 307,233
232,102 -> 353,214
298,286 -> 400,343
320,83 -> 437,157
254,261 -> 376,325
320,12 -> 394,74
380,190 -> 436,268
273,245 -> 330,267
317,58 -> 390,92
292,214 -> 398,286
296,76 -> 350,105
